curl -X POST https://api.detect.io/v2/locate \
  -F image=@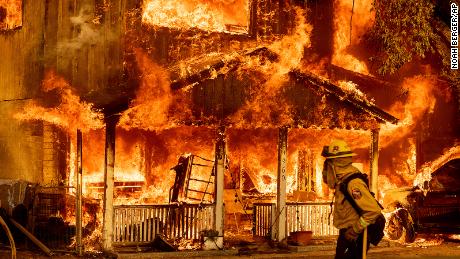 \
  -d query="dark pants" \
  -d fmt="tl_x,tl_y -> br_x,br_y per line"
335,228 -> 370,259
